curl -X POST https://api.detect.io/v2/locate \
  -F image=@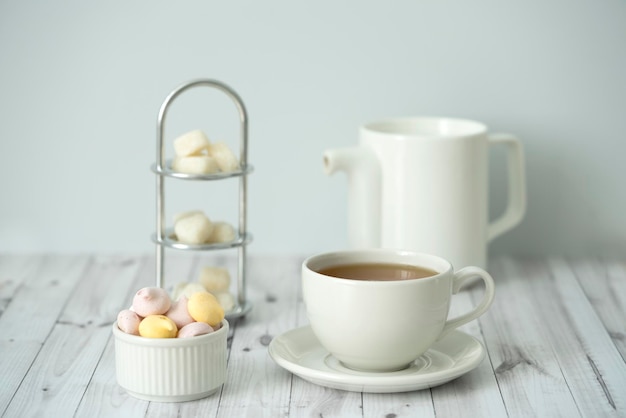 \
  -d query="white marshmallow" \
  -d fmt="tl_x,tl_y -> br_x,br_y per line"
199,266 -> 231,293
214,291 -> 236,312
171,282 -> 208,301
207,142 -> 239,172
172,155 -> 219,174
173,210 -> 203,224
207,221 -> 236,243
173,129 -> 210,157
174,212 -> 214,244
